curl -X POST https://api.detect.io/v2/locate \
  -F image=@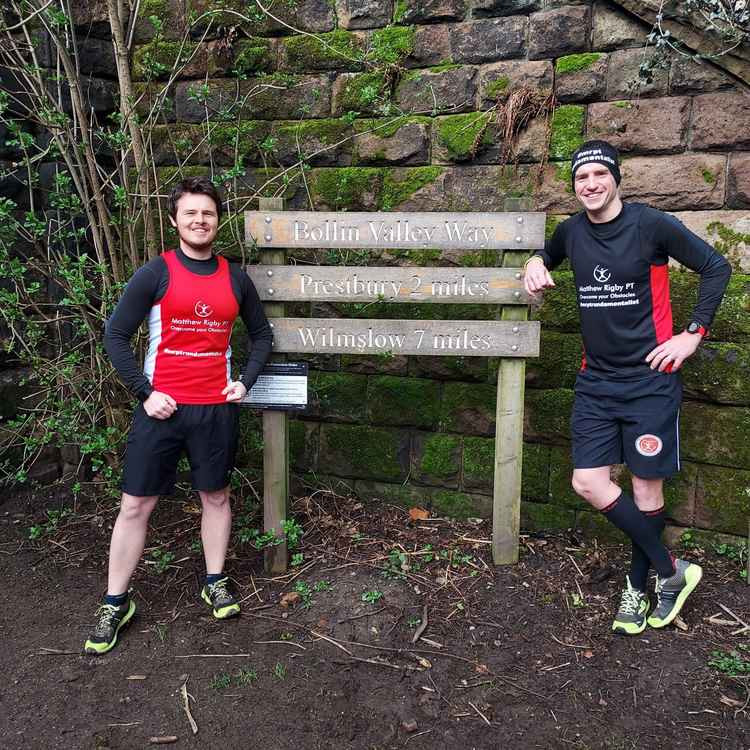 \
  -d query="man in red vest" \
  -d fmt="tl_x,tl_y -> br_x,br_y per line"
85,176 -> 273,654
